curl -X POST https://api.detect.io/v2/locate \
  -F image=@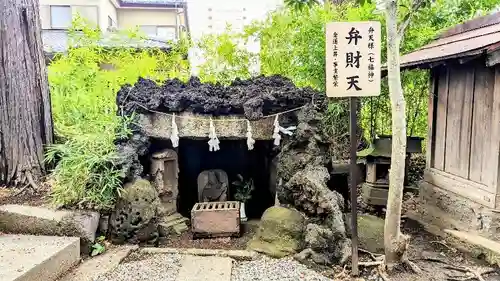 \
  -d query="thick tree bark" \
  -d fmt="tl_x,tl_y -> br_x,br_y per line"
384,0 -> 408,268
0,0 -> 53,186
